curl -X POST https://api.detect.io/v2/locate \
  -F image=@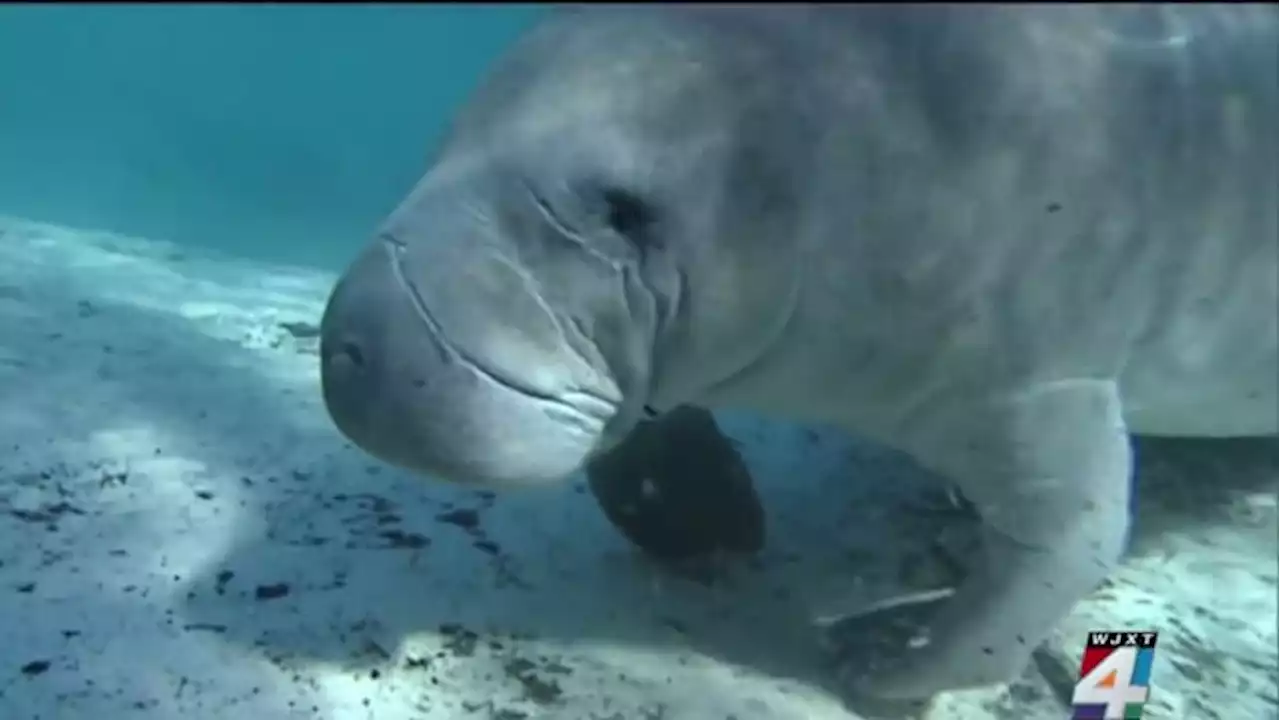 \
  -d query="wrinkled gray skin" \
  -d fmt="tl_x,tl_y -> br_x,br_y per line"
320,5 -> 1278,701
